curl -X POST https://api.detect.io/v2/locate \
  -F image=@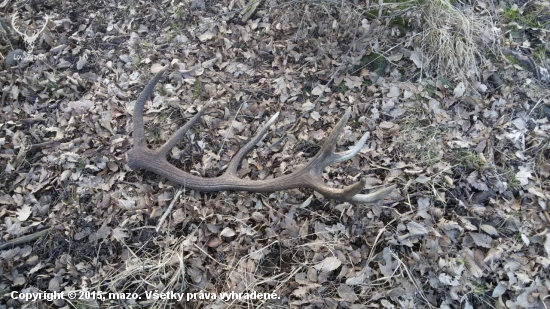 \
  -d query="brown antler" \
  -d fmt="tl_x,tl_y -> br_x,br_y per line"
127,70 -> 395,203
